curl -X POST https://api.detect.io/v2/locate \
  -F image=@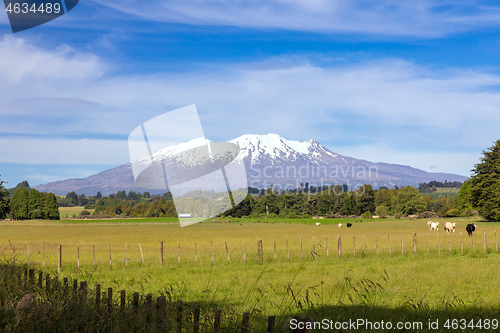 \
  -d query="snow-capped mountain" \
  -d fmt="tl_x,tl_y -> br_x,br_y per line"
35,133 -> 468,195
